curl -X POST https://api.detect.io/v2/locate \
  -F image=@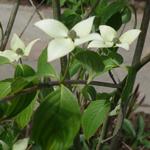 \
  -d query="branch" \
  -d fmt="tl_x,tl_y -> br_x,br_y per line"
0,80 -> 119,104
132,0 -> 150,66
52,0 -> 61,20
0,0 -> 20,51
110,1 -> 150,149
29,0 -> 44,20
135,52 -> 150,71
20,0 -> 45,37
